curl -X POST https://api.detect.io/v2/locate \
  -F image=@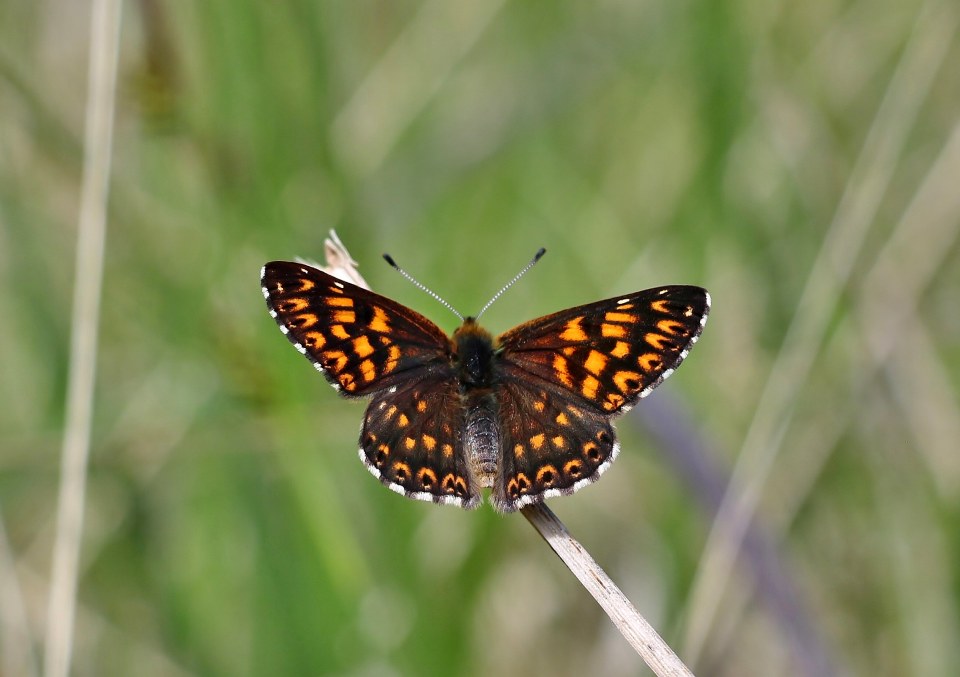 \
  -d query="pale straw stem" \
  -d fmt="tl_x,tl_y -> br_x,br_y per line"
43,1 -> 122,675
